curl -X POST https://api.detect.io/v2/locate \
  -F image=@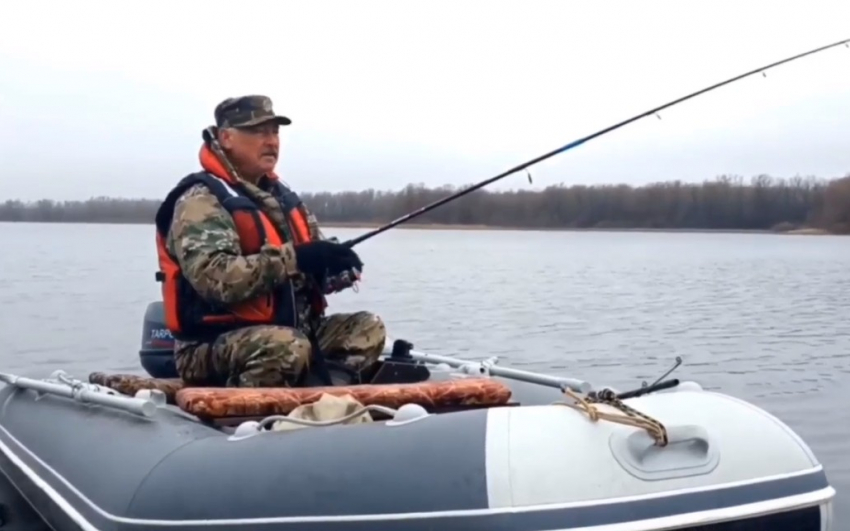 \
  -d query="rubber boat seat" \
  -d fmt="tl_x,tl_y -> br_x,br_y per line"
88,372 -> 513,422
